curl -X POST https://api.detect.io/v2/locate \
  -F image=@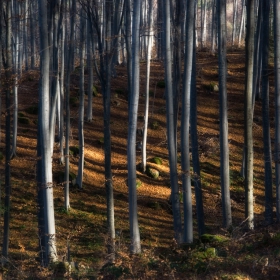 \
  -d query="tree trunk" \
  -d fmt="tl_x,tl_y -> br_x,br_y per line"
38,0 -> 58,264
142,0 -> 153,172
127,0 -> 141,254
181,0 -> 196,243
163,0 -> 182,244
244,0 -> 255,230
2,0 -> 12,259
76,9 -> 85,189
262,0 -> 273,225
217,0 -> 232,228
274,0 -> 280,222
